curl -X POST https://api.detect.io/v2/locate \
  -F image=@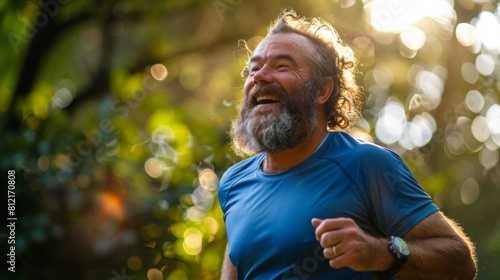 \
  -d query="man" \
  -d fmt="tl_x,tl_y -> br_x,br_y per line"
218,9 -> 477,280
